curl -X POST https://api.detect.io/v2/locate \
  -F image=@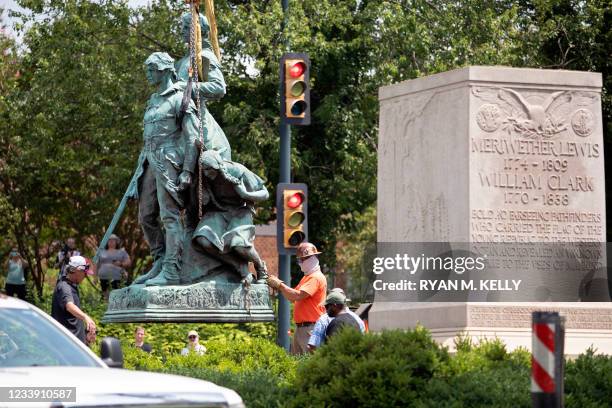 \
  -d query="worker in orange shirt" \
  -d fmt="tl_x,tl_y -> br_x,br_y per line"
266,242 -> 327,354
